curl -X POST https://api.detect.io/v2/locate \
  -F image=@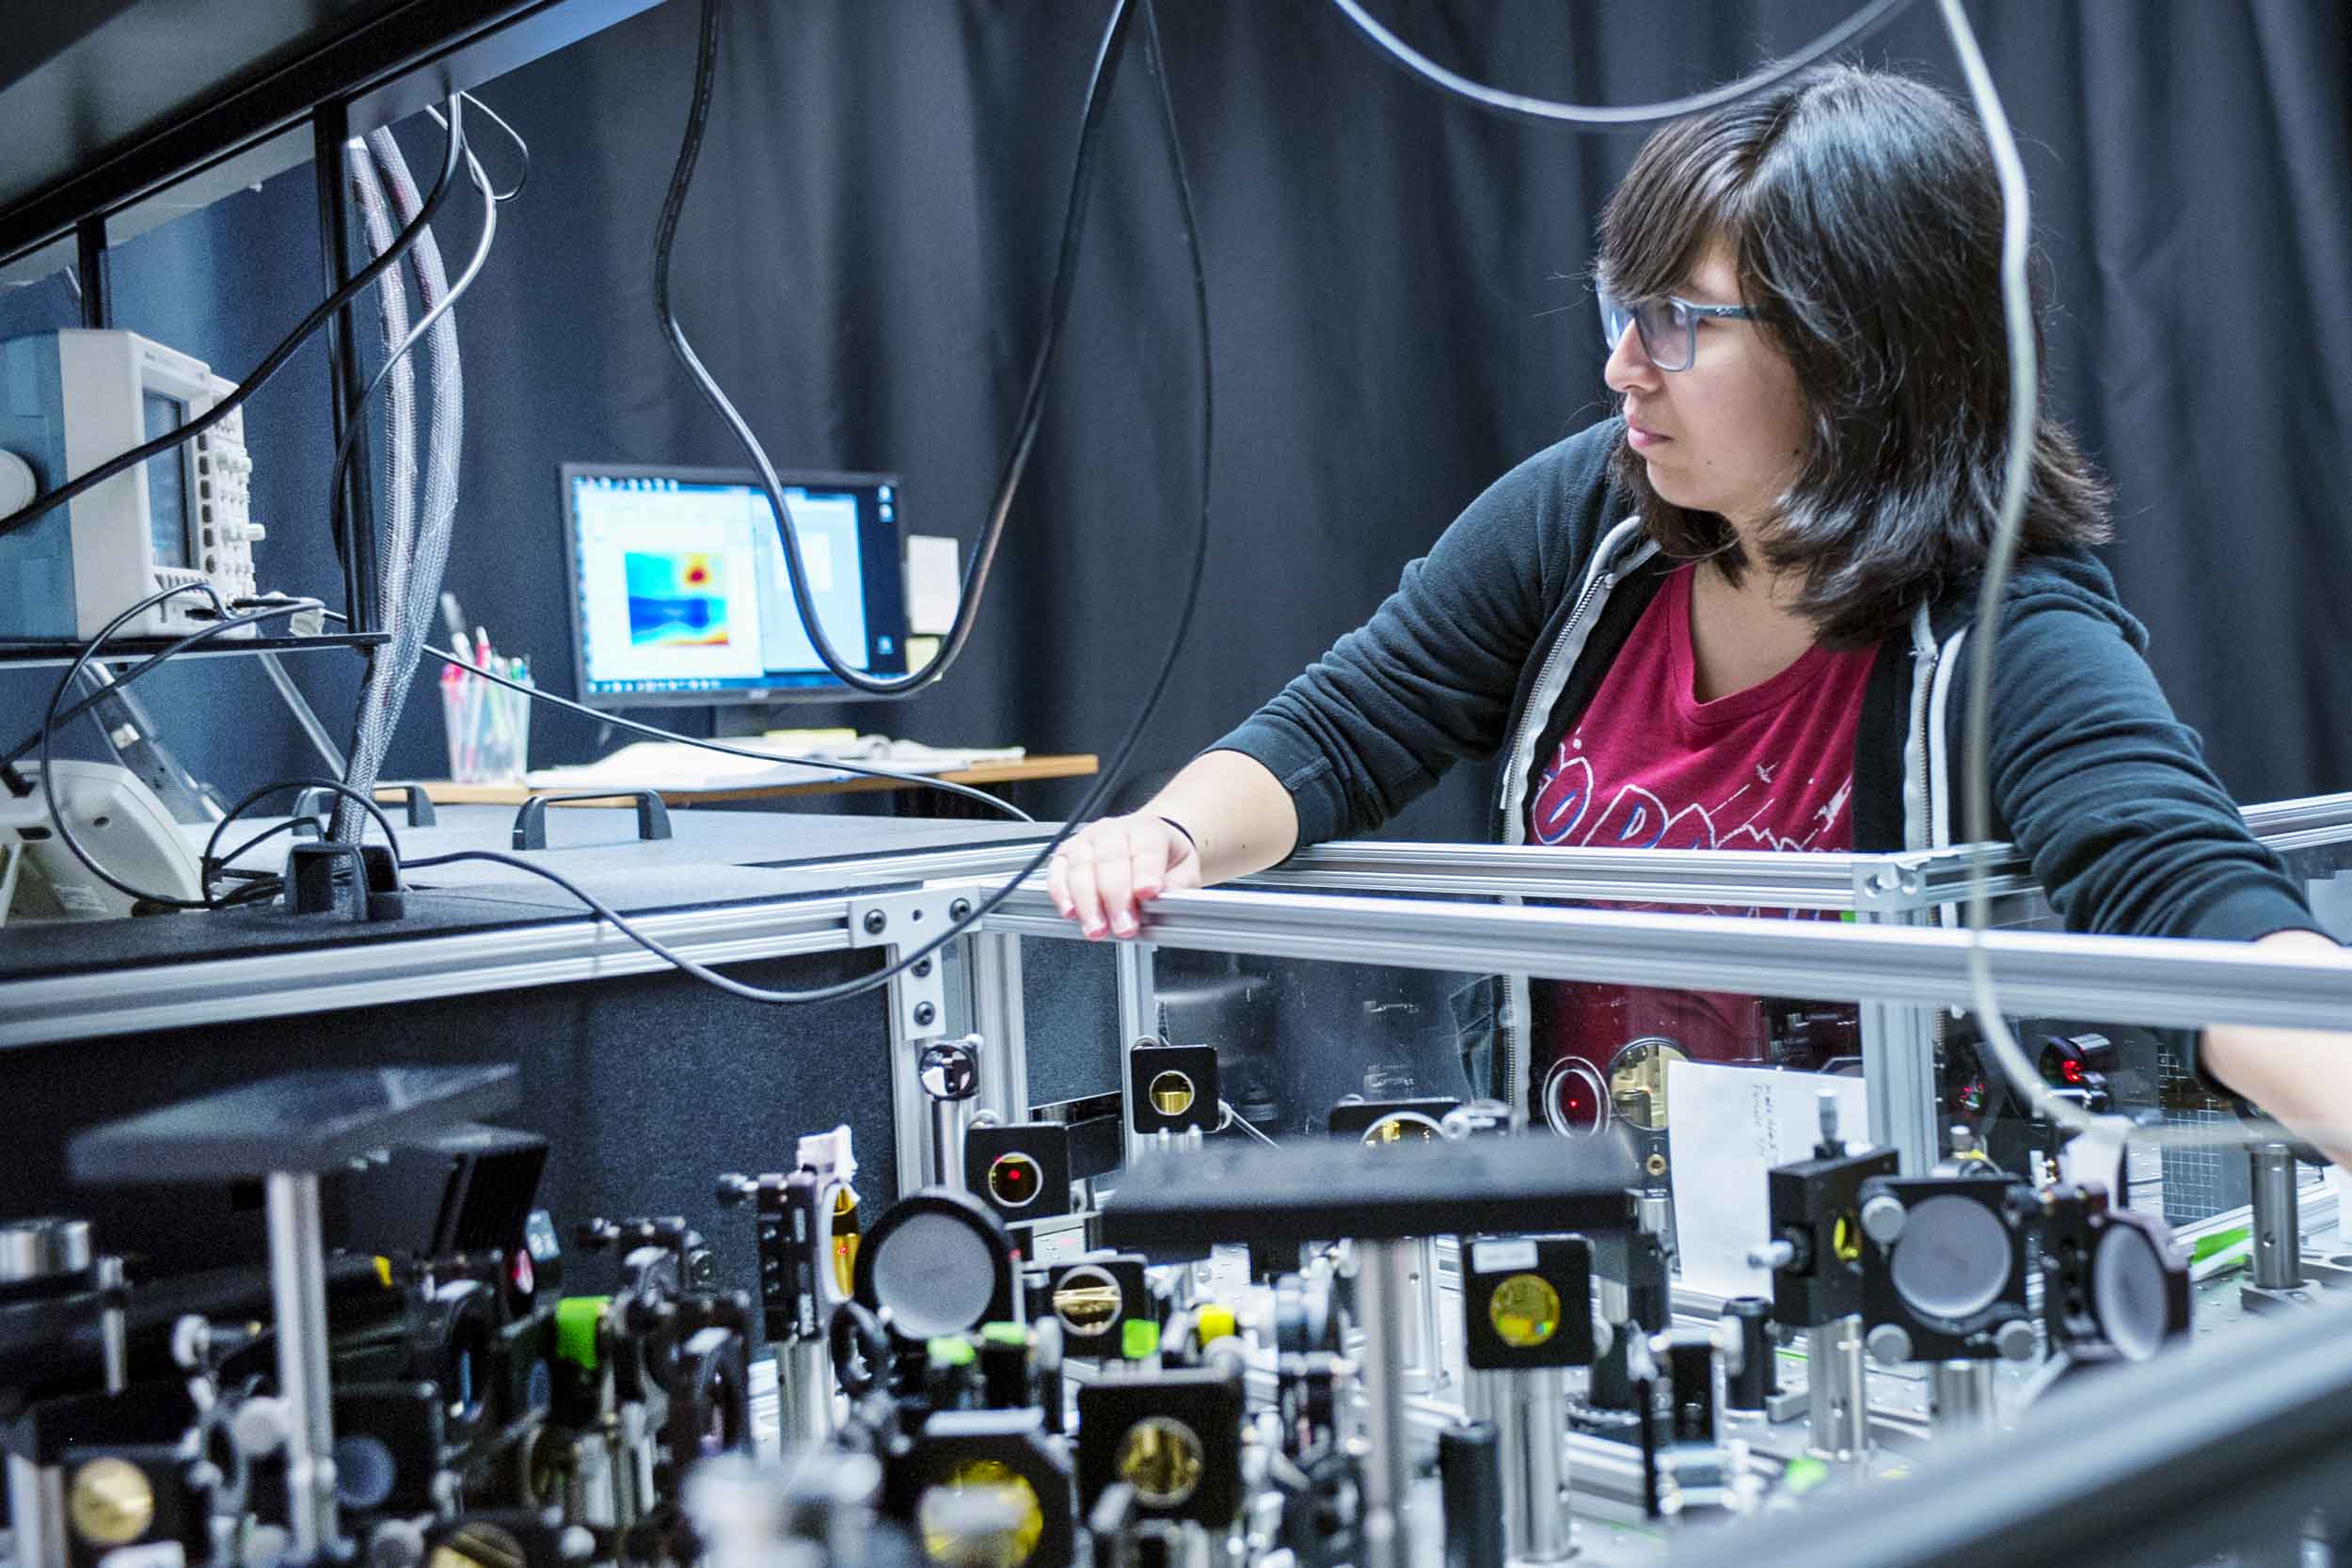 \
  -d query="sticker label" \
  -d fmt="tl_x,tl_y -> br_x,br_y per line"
1470,1239 -> 1538,1274
101,1544 -> 186,1568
